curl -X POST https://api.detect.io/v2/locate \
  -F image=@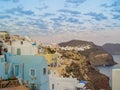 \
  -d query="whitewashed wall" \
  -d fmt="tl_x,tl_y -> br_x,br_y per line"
49,76 -> 78,90
112,69 -> 120,90
7,40 -> 38,55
